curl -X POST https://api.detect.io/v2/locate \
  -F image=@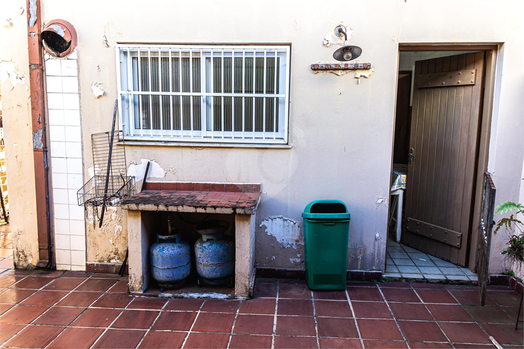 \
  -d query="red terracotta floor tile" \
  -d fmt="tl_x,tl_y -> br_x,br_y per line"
0,276 -> 22,288
438,322 -> 491,344
379,282 -> 412,289
487,290 -> 522,307
152,311 -> 196,331
184,333 -> 229,349
0,303 -> 12,315
239,298 -> 275,314
317,317 -> 358,338
319,337 -> 362,349
276,316 -> 316,336
279,282 -> 311,299
278,299 -> 313,316
347,287 -> 383,301
30,270 -> 64,278
56,291 -> 103,307
357,319 -> 403,340
201,299 -> 239,313
398,321 -> 447,342
229,335 -> 272,349
416,289 -> 457,304
47,327 -> 104,349
254,282 -> 277,297
92,329 -> 146,349
480,323 -> 524,345
426,304 -> 473,322
382,288 -> 421,302
127,297 -> 167,310
91,273 -> 121,279
33,306 -> 85,325
0,288 -> 35,304
11,277 -> 53,289
0,323 -> 25,343
71,308 -> 121,327
44,277 -> 85,291
408,342 -> 453,348
0,304 -> 48,324
111,309 -> 159,329
452,344 -> 493,349
351,301 -> 392,319
138,331 -> 186,348
389,303 -> 433,321
107,279 -> 128,293
233,314 -> 274,335
21,290 -> 68,306
274,336 -> 317,349
165,298 -> 204,311
76,278 -> 117,292
411,283 -> 445,289
363,340 -> 408,348
4,324 -> 65,348
315,300 -> 352,317
448,290 -> 494,306
193,312 -> 235,333
92,293 -> 133,308
61,271 -> 94,278
313,290 -> 348,300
